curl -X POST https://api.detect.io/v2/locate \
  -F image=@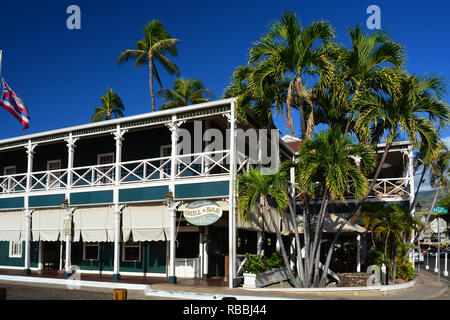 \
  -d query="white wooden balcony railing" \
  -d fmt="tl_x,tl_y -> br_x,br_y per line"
0,150 -> 255,194
295,177 -> 411,201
